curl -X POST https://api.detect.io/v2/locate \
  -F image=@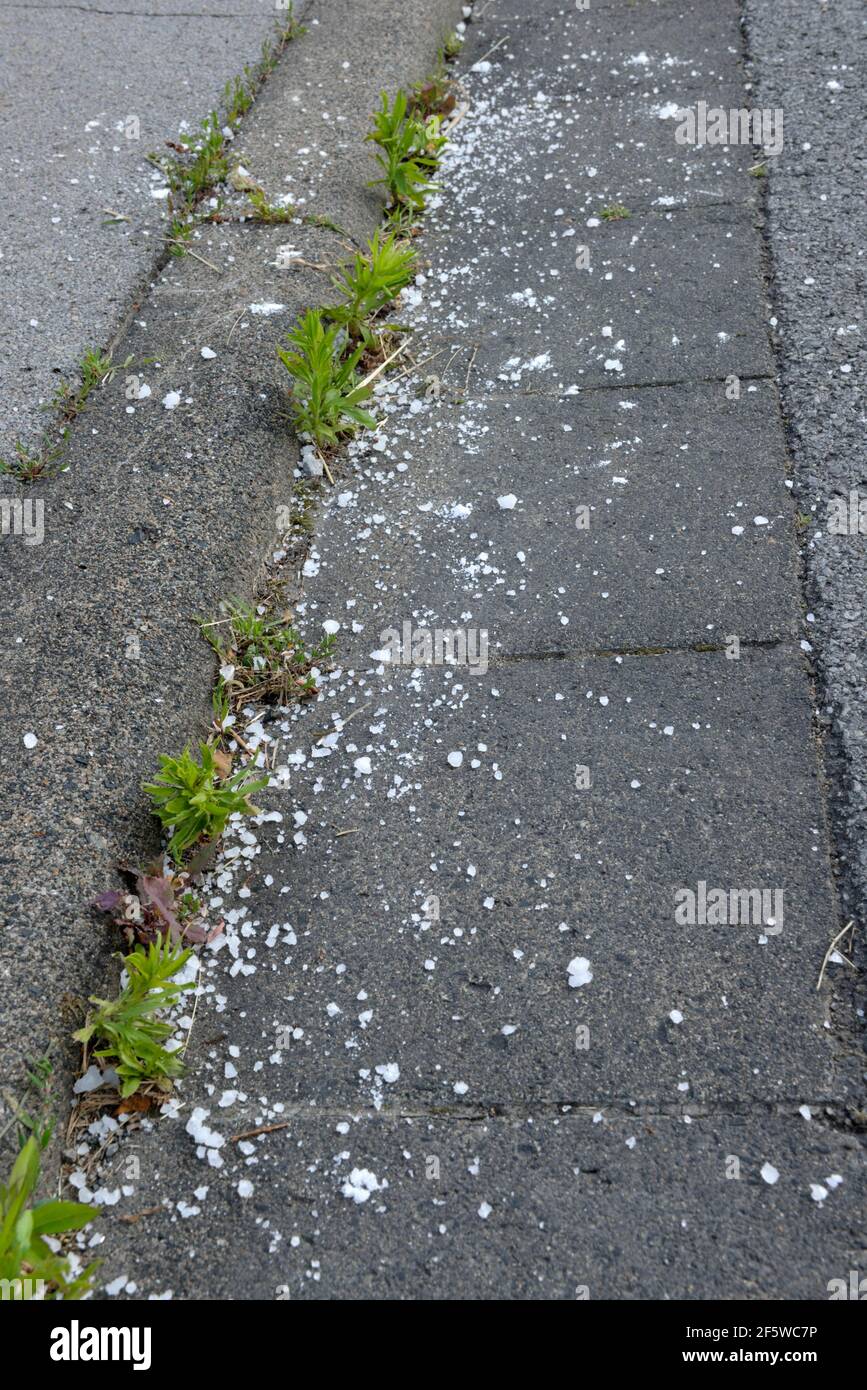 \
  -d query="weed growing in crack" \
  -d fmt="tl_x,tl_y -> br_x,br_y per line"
203,598 -> 335,710
50,348 -> 132,422
325,228 -> 417,346
0,1135 -> 98,1299
599,203 -> 631,221
0,431 -> 68,482
409,75 -> 457,120
2,348 -> 140,478
442,30 -> 463,62
366,88 -> 446,223
223,71 -> 255,125
246,186 -> 295,223
261,5 -> 306,73
93,867 -> 219,950
73,938 -> 195,1098
149,8 -> 304,253
277,309 -> 376,449
151,111 -> 229,213
143,743 -> 267,864
0,1056 -> 54,1153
